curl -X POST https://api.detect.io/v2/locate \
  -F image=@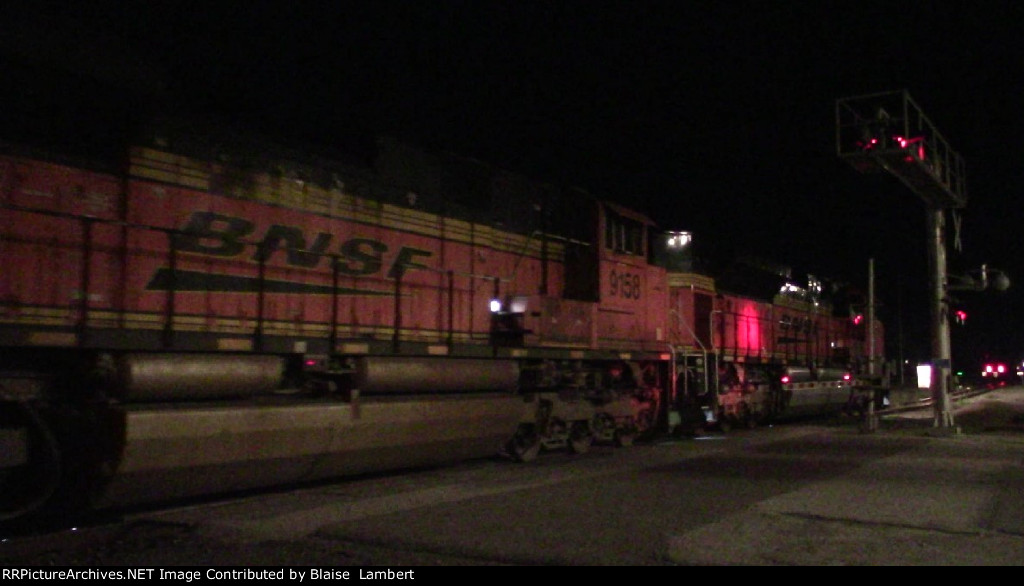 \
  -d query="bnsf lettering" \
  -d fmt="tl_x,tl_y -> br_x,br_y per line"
337,238 -> 385,275
175,211 -> 432,279
257,225 -> 333,267
176,211 -> 253,256
388,247 -> 432,279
